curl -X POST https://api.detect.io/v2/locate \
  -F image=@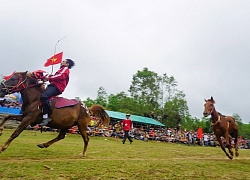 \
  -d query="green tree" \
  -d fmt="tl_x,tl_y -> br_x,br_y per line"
242,123 -> 250,139
232,113 -> 250,138
80,67 -> 250,134
129,67 -> 161,113
161,74 -> 178,102
107,92 -> 145,115
96,86 -> 108,107
129,67 -> 189,124
162,88 -> 188,127
83,97 -> 96,107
